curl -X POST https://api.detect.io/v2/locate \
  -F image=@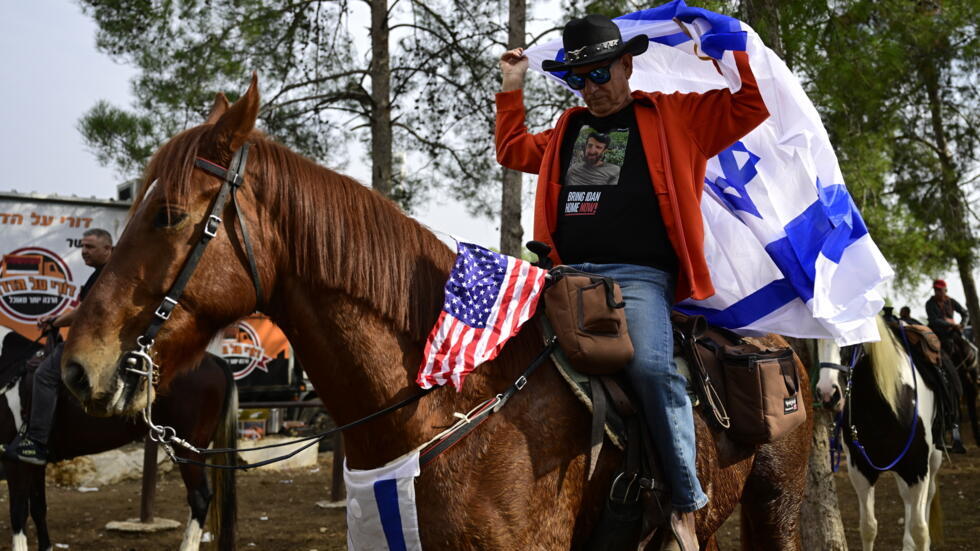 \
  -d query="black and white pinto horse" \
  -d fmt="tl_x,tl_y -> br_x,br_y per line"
0,326 -> 238,551
816,316 -> 943,551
